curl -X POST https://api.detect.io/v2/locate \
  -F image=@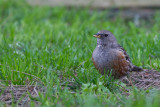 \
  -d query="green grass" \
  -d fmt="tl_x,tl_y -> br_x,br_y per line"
0,0 -> 160,106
